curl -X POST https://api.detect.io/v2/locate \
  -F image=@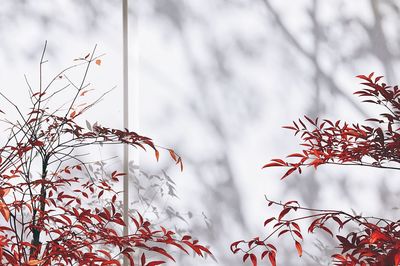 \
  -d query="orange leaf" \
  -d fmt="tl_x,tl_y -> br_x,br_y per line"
295,241 -> 302,257
0,188 -> 10,198
168,149 -> 177,161
95,59 -> 102,65
28,260 -> 42,265
0,202 -> 10,222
